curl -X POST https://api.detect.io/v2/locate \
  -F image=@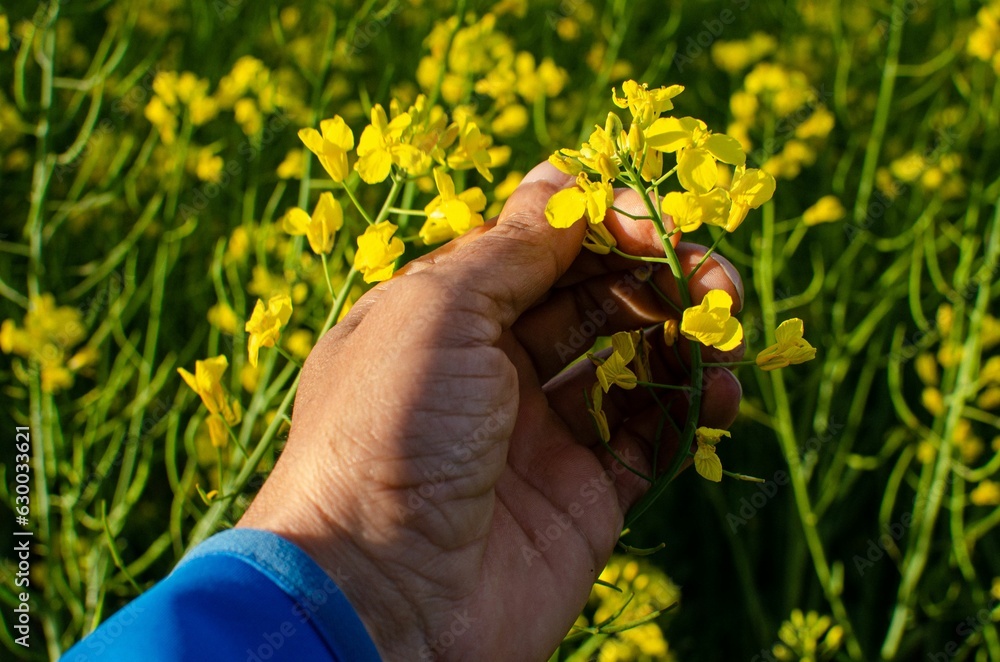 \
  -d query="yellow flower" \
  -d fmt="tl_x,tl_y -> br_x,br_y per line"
447,119 -> 494,182
178,356 -> 242,425
544,173 -> 614,229
144,97 -> 177,144
922,388 -> 945,416
803,195 -> 846,226
299,115 -> 354,183
680,290 -> 743,351
612,80 -> 684,127
661,188 -> 732,233
595,332 -> 639,393
285,329 -> 314,361
726,165 -> 776,231
694,441 -> 723,482
354,221 -> 405,283
276,149 -> 304,179
194,148 -> 224,183
645,116 -> 746,194
491,104 -> 529,137
245,295 -> 293,368
697,426 -> 732,446
206,414 -> 229,449
978,387 -> 1000,410
207,303 -> 238,335
1,294 -> 92,394
282,192 -> 343,255
0,14 -> 9,51
663,319 -> 679,346
550,113 -> 625,183
420,169 -> 487,244
795,106 -> 836,140
356,104 -> 411,184
755,319 -> 817,370
587,383 -> 611,443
